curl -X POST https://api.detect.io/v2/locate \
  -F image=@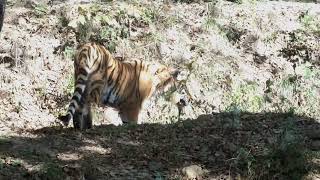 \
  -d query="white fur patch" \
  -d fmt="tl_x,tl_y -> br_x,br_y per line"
74,91 -> 82,100
77,74 -> 88,81
75,84 -> 85,91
